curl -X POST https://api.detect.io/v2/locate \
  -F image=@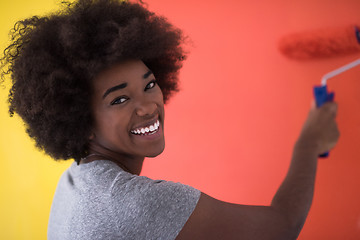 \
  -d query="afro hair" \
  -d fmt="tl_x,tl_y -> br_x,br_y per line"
1,0 -> 187,162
